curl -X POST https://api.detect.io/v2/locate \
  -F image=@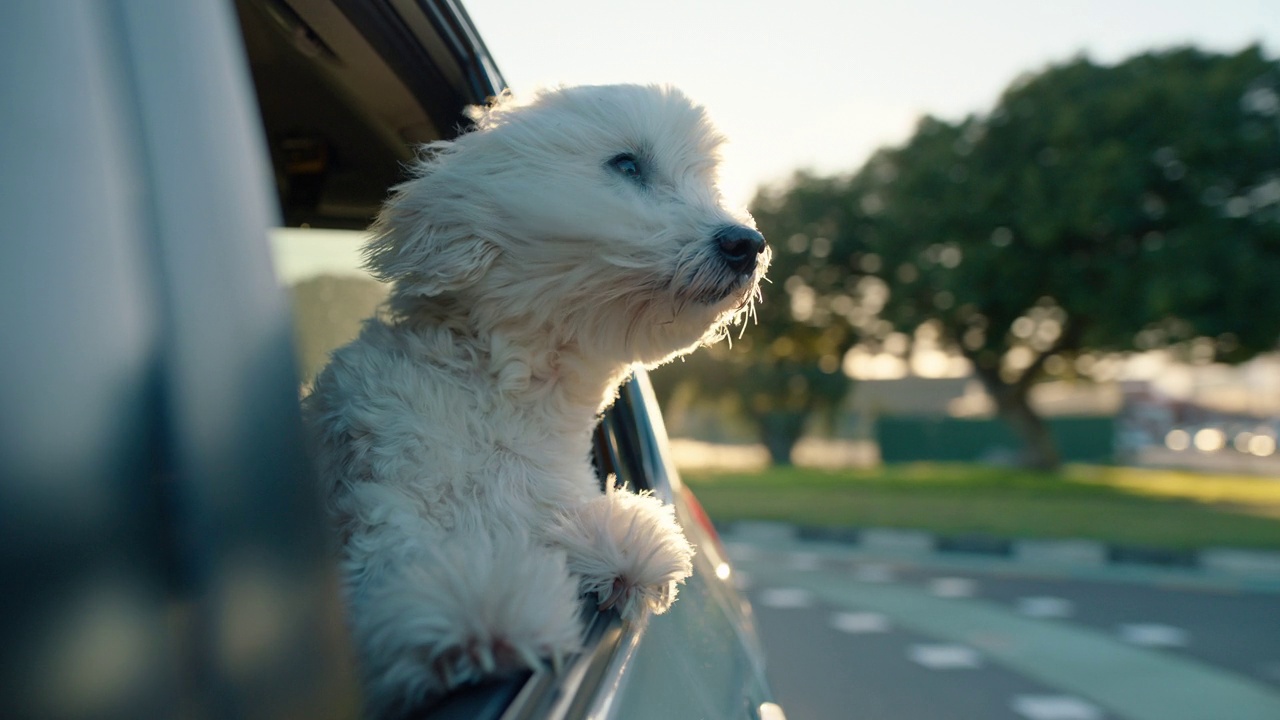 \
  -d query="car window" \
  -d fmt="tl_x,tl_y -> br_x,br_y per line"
269,228 -> 388,386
